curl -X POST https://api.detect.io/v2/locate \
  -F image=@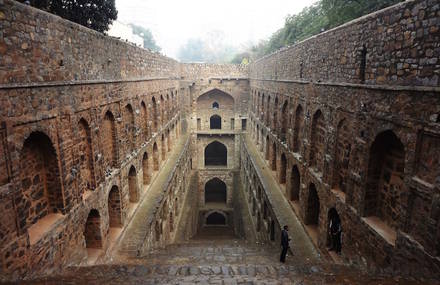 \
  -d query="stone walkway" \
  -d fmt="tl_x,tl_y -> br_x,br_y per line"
243,135 -> 320,262
22,239 -> 434,284
116,133 -> 189,257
